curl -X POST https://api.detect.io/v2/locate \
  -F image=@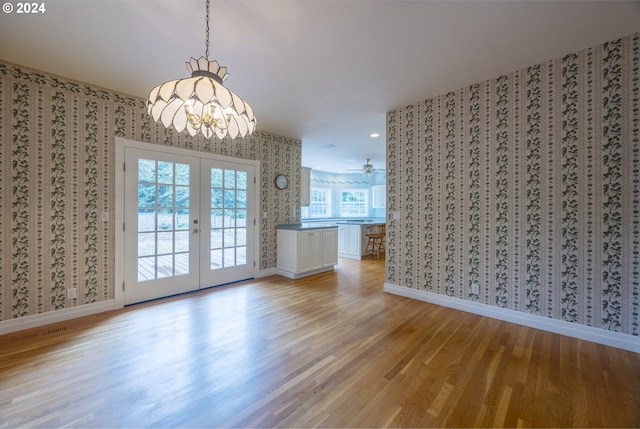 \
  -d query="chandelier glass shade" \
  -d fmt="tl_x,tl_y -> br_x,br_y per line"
147,57 -> 256,139
146,0 -> 256,139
